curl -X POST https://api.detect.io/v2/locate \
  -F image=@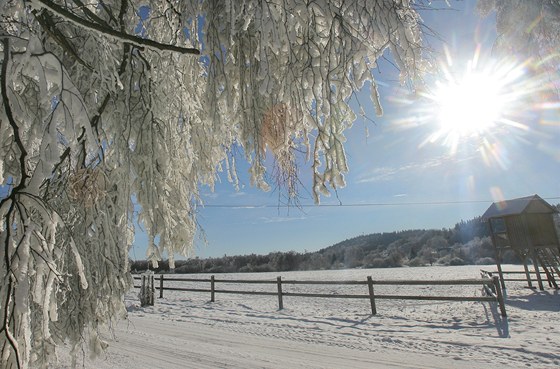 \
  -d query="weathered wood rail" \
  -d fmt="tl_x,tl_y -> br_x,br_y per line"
481,268 -> 557,284
133,274 -> 506,317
